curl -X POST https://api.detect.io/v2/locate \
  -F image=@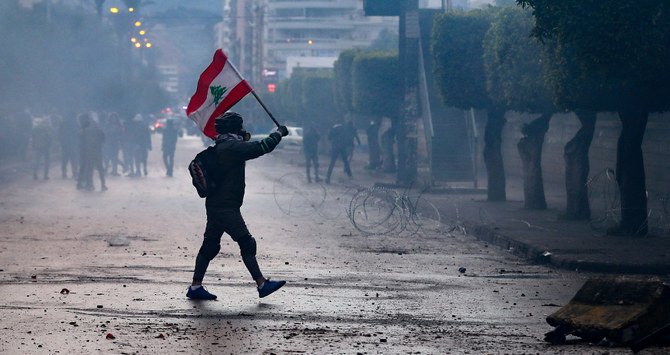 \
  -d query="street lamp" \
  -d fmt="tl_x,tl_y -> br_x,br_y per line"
110,7 -> 119,14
